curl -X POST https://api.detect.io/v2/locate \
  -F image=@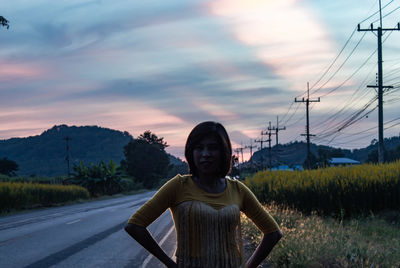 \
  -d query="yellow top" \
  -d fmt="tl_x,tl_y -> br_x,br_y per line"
128,174 -> 279,268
